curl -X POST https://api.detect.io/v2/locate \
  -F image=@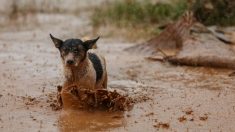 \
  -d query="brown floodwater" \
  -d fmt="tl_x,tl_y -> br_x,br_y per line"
58,110 -> 126,131
0,13 -> 235,132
